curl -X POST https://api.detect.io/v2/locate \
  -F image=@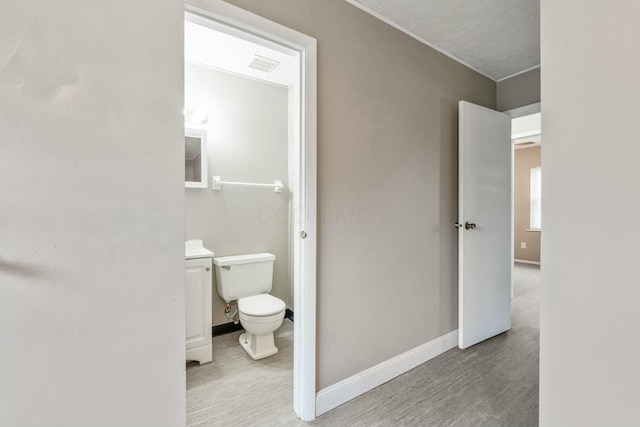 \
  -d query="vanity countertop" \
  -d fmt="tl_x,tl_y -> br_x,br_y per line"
185,239 -> 214,260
